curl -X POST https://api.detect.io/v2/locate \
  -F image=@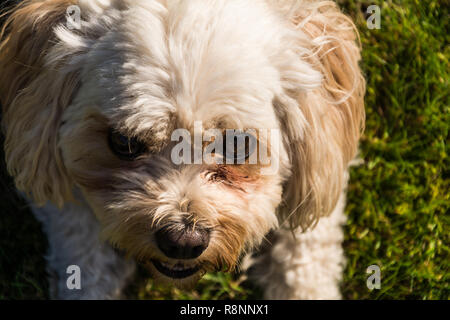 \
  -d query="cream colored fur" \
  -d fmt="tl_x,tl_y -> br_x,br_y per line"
0,0 -> 364,299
